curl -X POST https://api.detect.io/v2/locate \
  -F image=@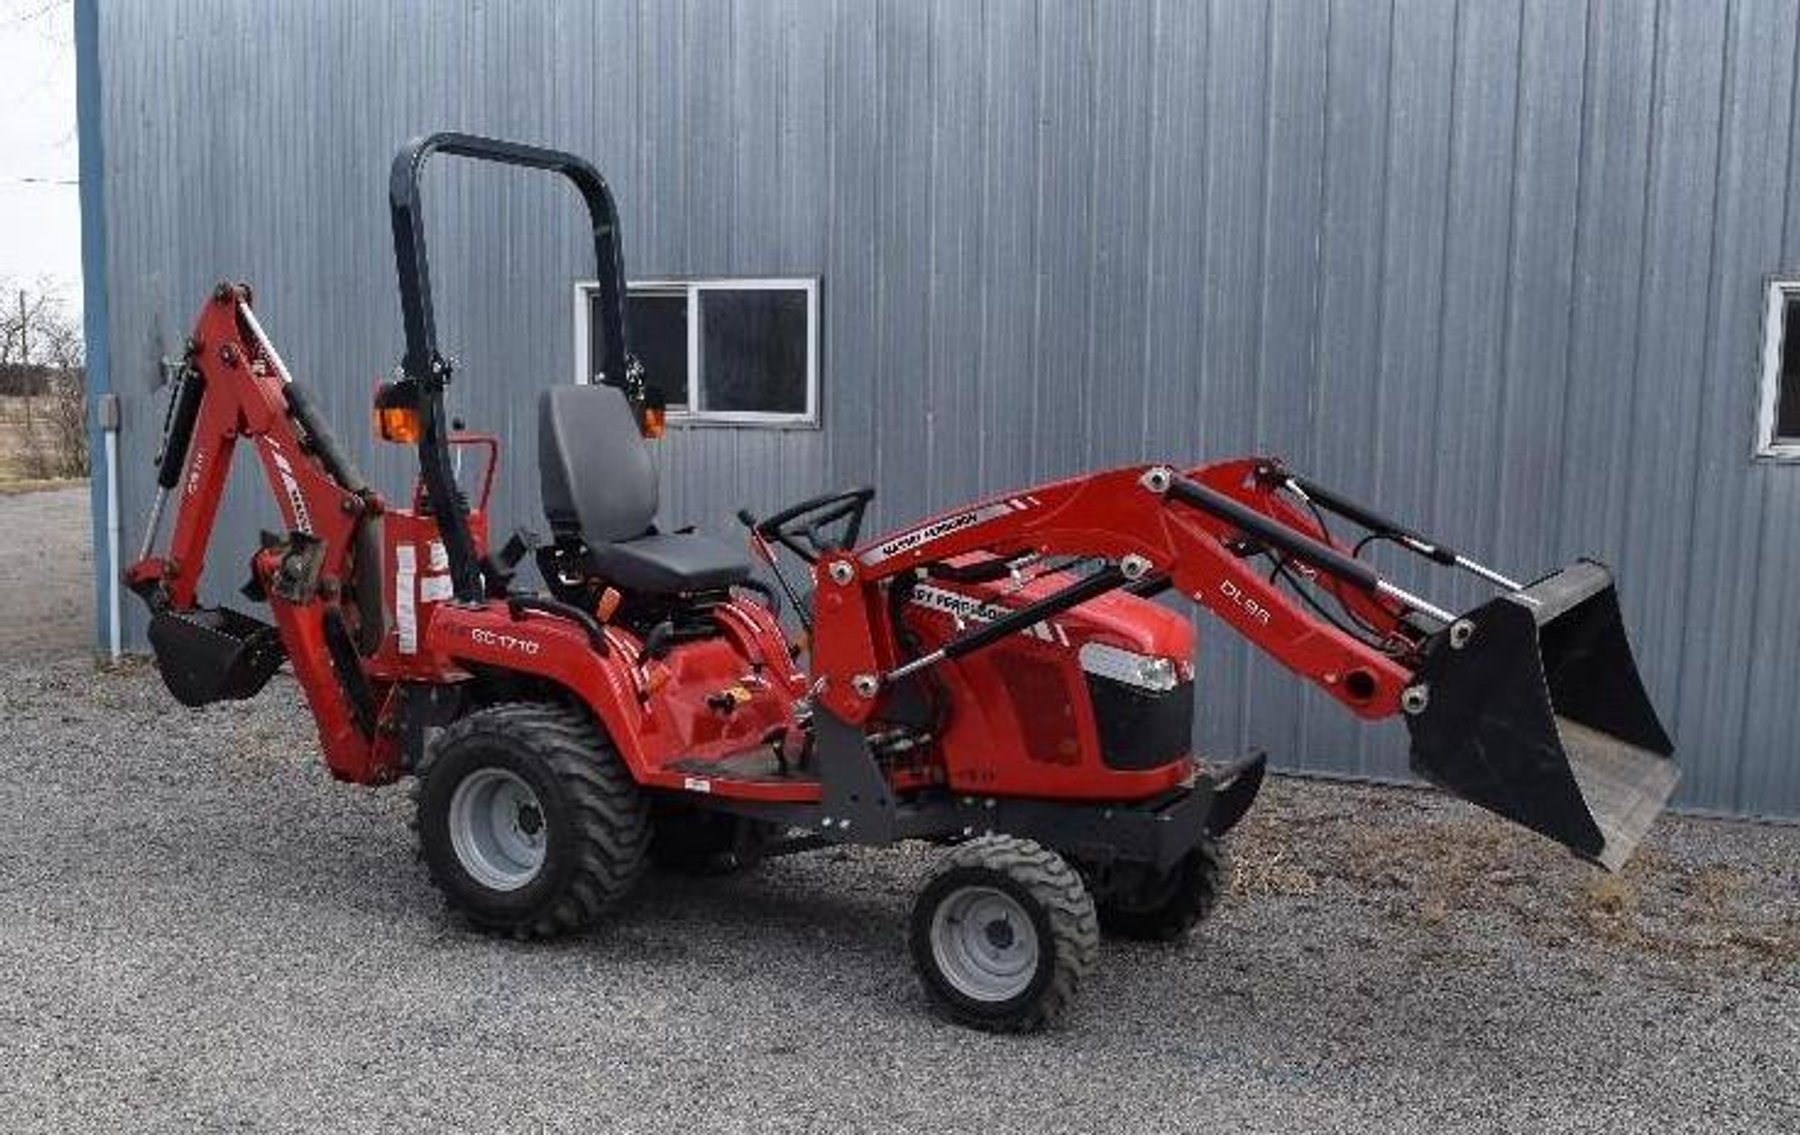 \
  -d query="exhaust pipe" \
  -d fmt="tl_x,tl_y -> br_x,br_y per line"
1402,561 -> 1676,870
